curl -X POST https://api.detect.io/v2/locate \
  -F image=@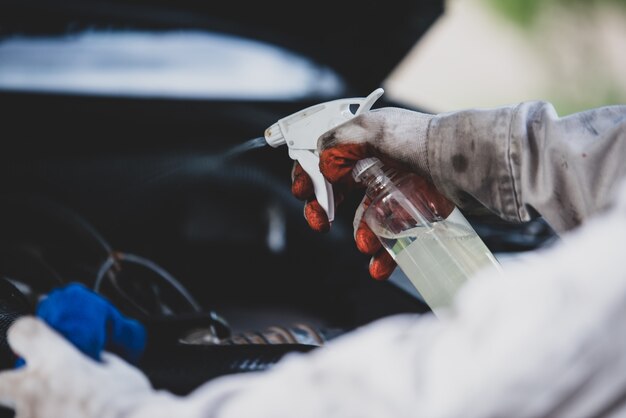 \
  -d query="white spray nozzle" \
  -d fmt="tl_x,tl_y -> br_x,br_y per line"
264,123 -> 286,148
264,88 -> 385,222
